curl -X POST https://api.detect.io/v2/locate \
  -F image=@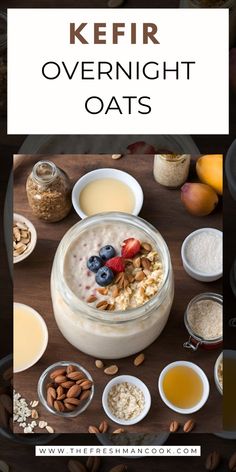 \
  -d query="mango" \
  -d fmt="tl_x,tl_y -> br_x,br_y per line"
196,155 -> 223,195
